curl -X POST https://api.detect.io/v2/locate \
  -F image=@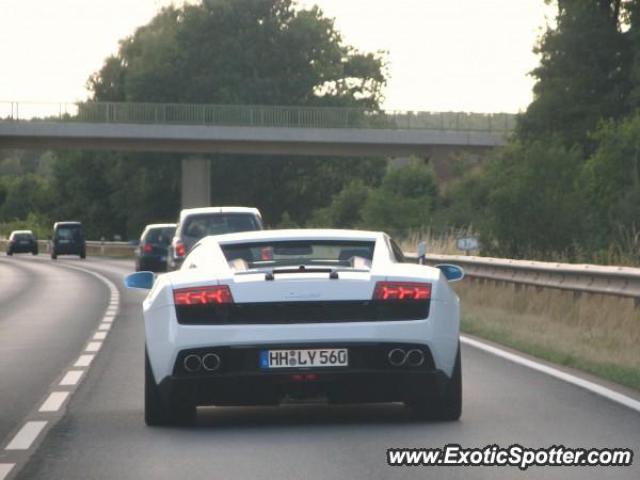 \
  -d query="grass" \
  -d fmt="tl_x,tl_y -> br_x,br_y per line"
454,280 -> 640,391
